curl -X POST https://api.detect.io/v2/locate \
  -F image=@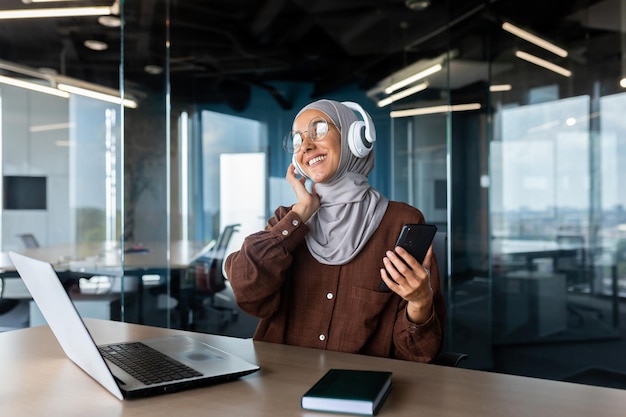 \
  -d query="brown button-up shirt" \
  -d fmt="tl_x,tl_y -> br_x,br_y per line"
225,201 -> 445,362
